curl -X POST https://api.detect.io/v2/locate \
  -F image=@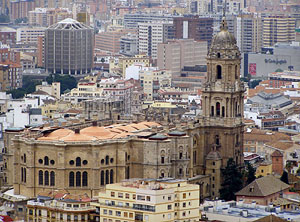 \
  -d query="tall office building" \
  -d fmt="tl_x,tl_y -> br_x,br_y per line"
173,16 -> 213,47
9,0 -> 35,20
138,22 -> 173,60
124,13 -> 174,29
236,14 -> 262,53
262,16 -> 296,48
44,18 -> 94,75
157,39 -> 207,76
